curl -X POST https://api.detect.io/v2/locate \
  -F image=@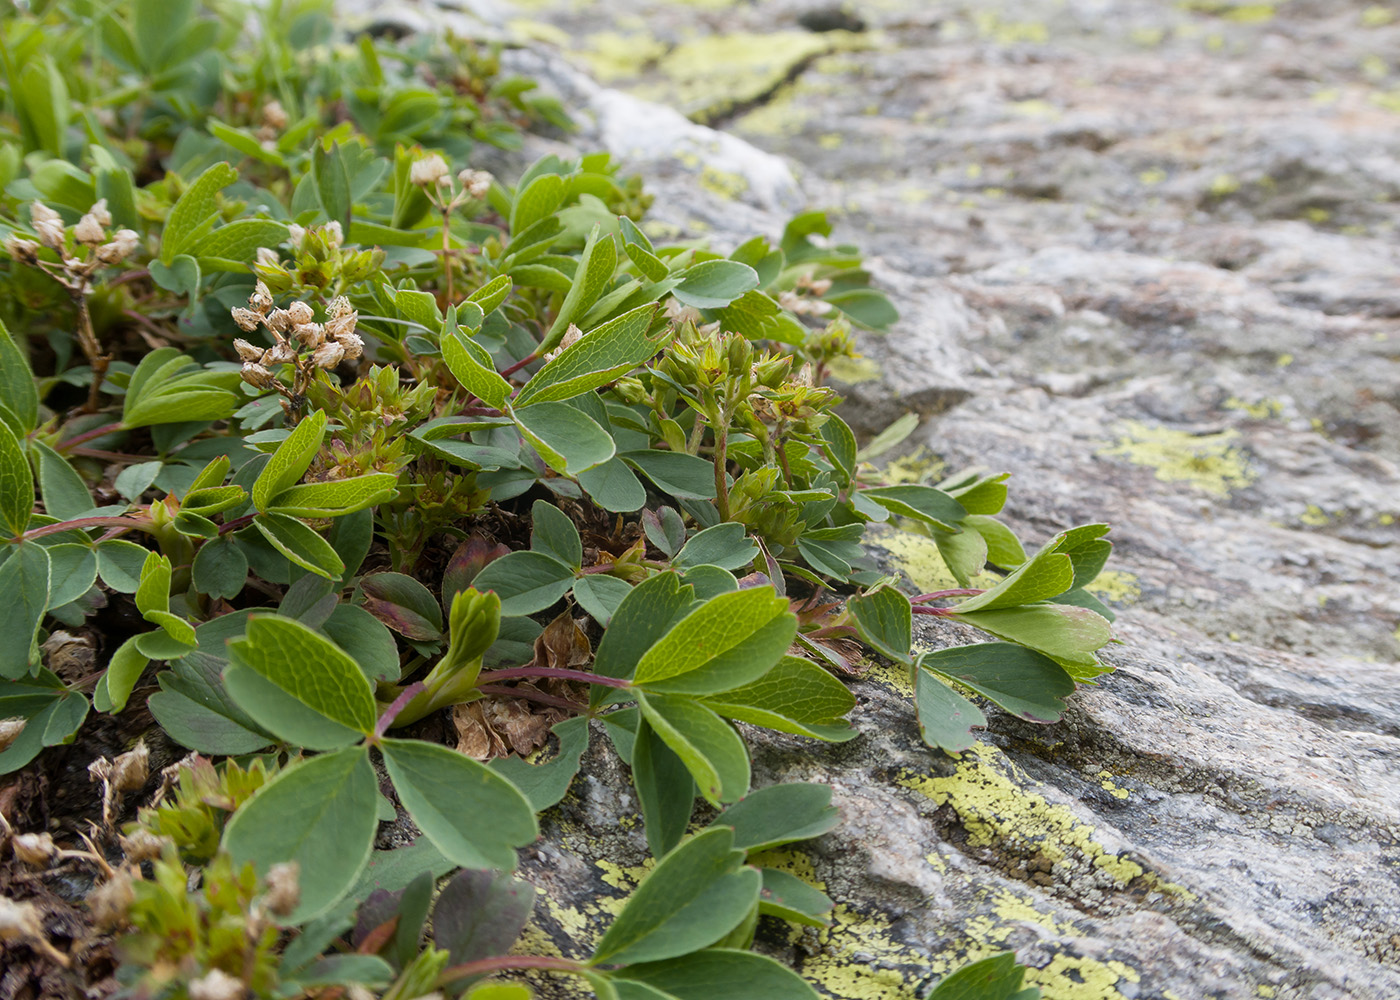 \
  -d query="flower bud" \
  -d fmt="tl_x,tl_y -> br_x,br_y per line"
313,342 -> 345,368
249,281 -> 274,314
255,247 -> 279,267
752,355 -> 794,389
264,861 -> 300,917
231,307 -> 262,332
335,331 -> 364,360
233,339 -> 262,362
12,833 -> 57,868
727,334 -> 753,376
293,322 -> 325,349
286,300 -> 314,325
411,154 -> 450,187
241,363 -> 278,390
611,376 -> 647,404
286,223 -> 306,250
30,202 -> 66,249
